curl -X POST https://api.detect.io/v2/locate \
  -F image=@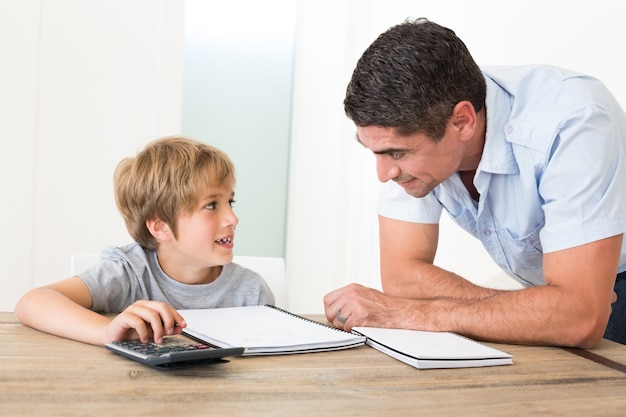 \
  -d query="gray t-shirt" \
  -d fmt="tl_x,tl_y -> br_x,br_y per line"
79,242 -> 275,313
